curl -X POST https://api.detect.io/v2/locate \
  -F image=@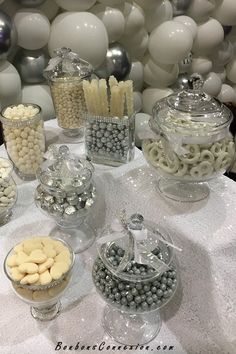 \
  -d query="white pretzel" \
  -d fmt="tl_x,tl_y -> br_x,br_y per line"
214,152 -> 231,171
158,154 -> 180,174
180,144 -> 200,164
226,141 -> 235,158
198,161 -> 214,177
210,141 -> 226,157
174,161 -> 188,177
199,150 -> 215,164
148,147 -> 164,167
189,166 -> 202,178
